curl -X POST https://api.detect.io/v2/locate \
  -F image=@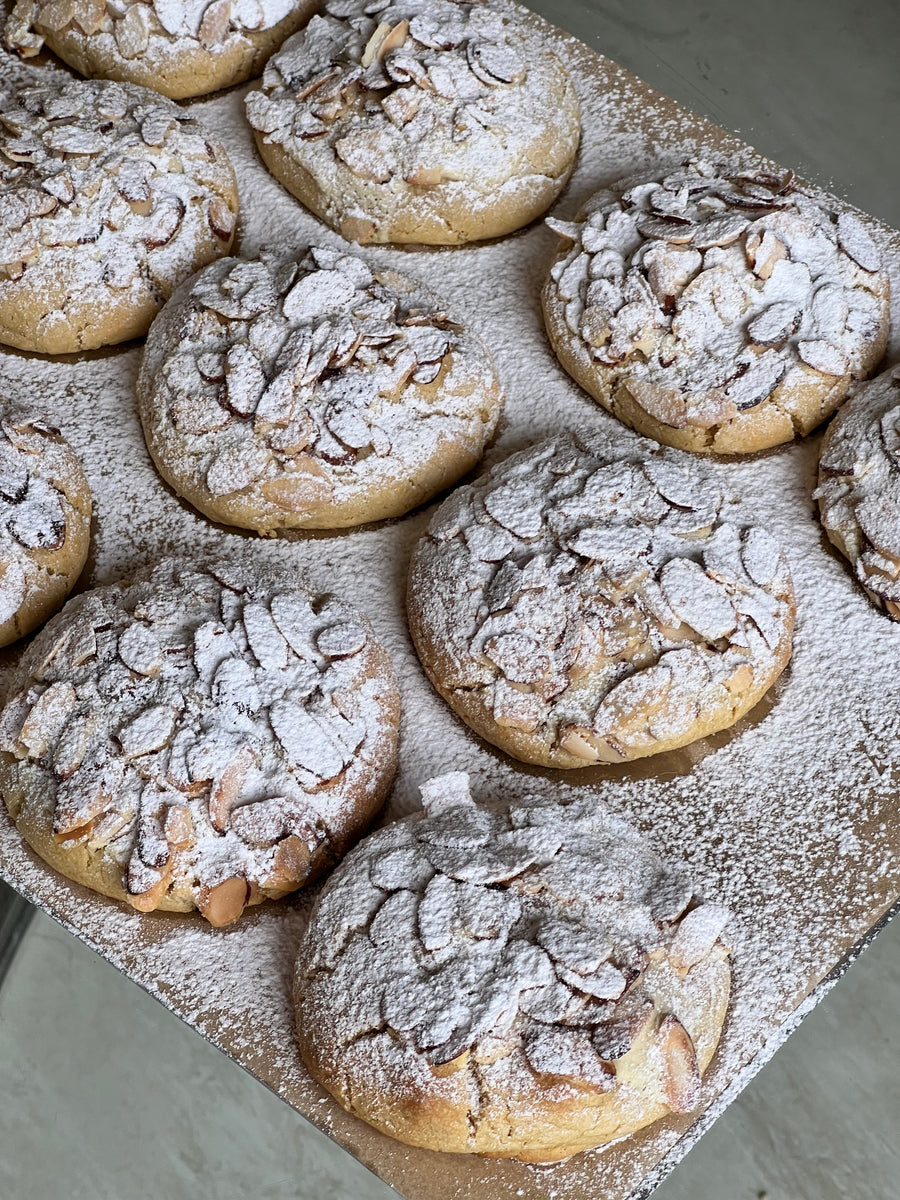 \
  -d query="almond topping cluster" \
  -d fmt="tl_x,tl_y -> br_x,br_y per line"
817,366 -> 900,616
247,0 -> 536,188
413,431 -> 793,762
0,77 -> 234,284
0,560 -> 390,926
6,0 -> 296,58
0,413 -> 77,624
300,771 -> 729,1107
148,245 -> 460,505
547,160 -> 887,430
